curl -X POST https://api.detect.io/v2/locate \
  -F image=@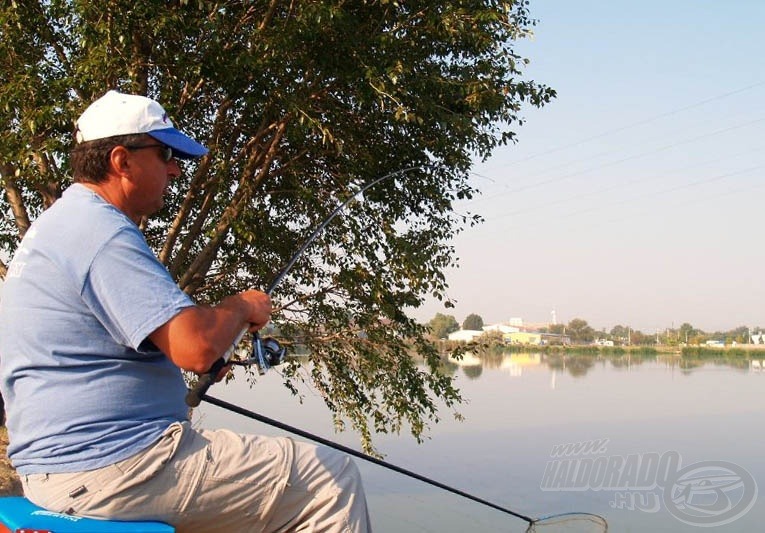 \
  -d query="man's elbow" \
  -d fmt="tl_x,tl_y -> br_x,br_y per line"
149,307 -> 223,373
169,343 -> 220,374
